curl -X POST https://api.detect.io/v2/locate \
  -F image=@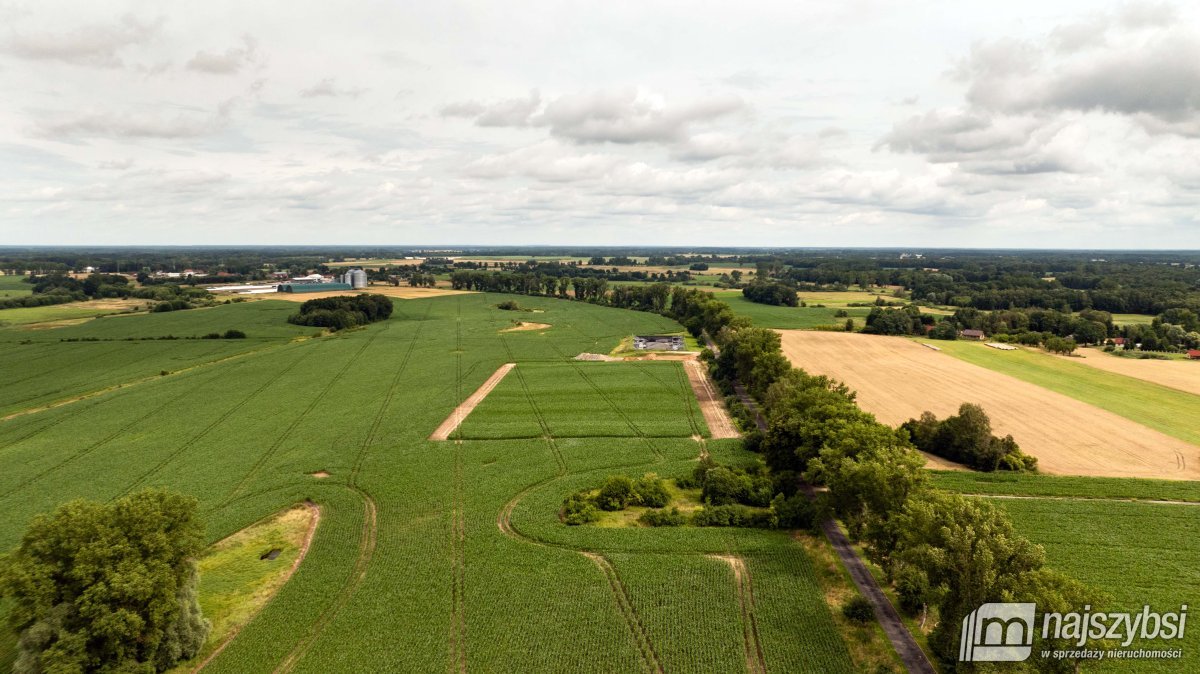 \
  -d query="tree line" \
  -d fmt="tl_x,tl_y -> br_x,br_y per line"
286,294 -> 394,331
